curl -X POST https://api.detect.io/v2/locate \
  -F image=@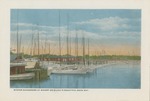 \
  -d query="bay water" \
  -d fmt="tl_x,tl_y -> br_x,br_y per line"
10,62 -> 140,89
